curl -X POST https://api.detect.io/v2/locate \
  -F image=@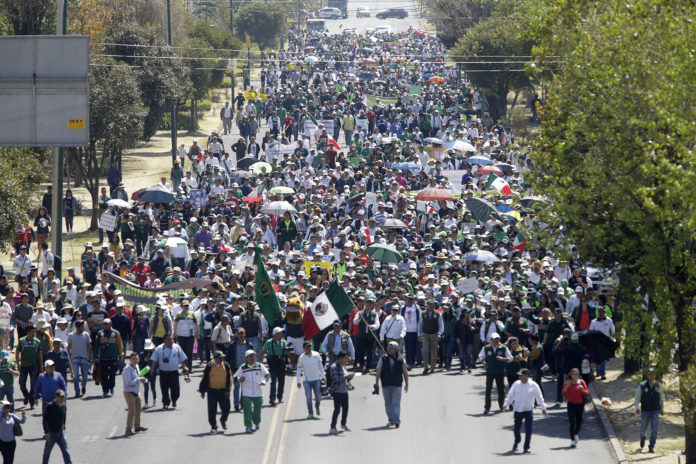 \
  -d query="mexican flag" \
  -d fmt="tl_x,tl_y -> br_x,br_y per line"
512,232 -> 526,253
485,173 -> 511,196
254,248 -> 283,324
301,280 -> 355,340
